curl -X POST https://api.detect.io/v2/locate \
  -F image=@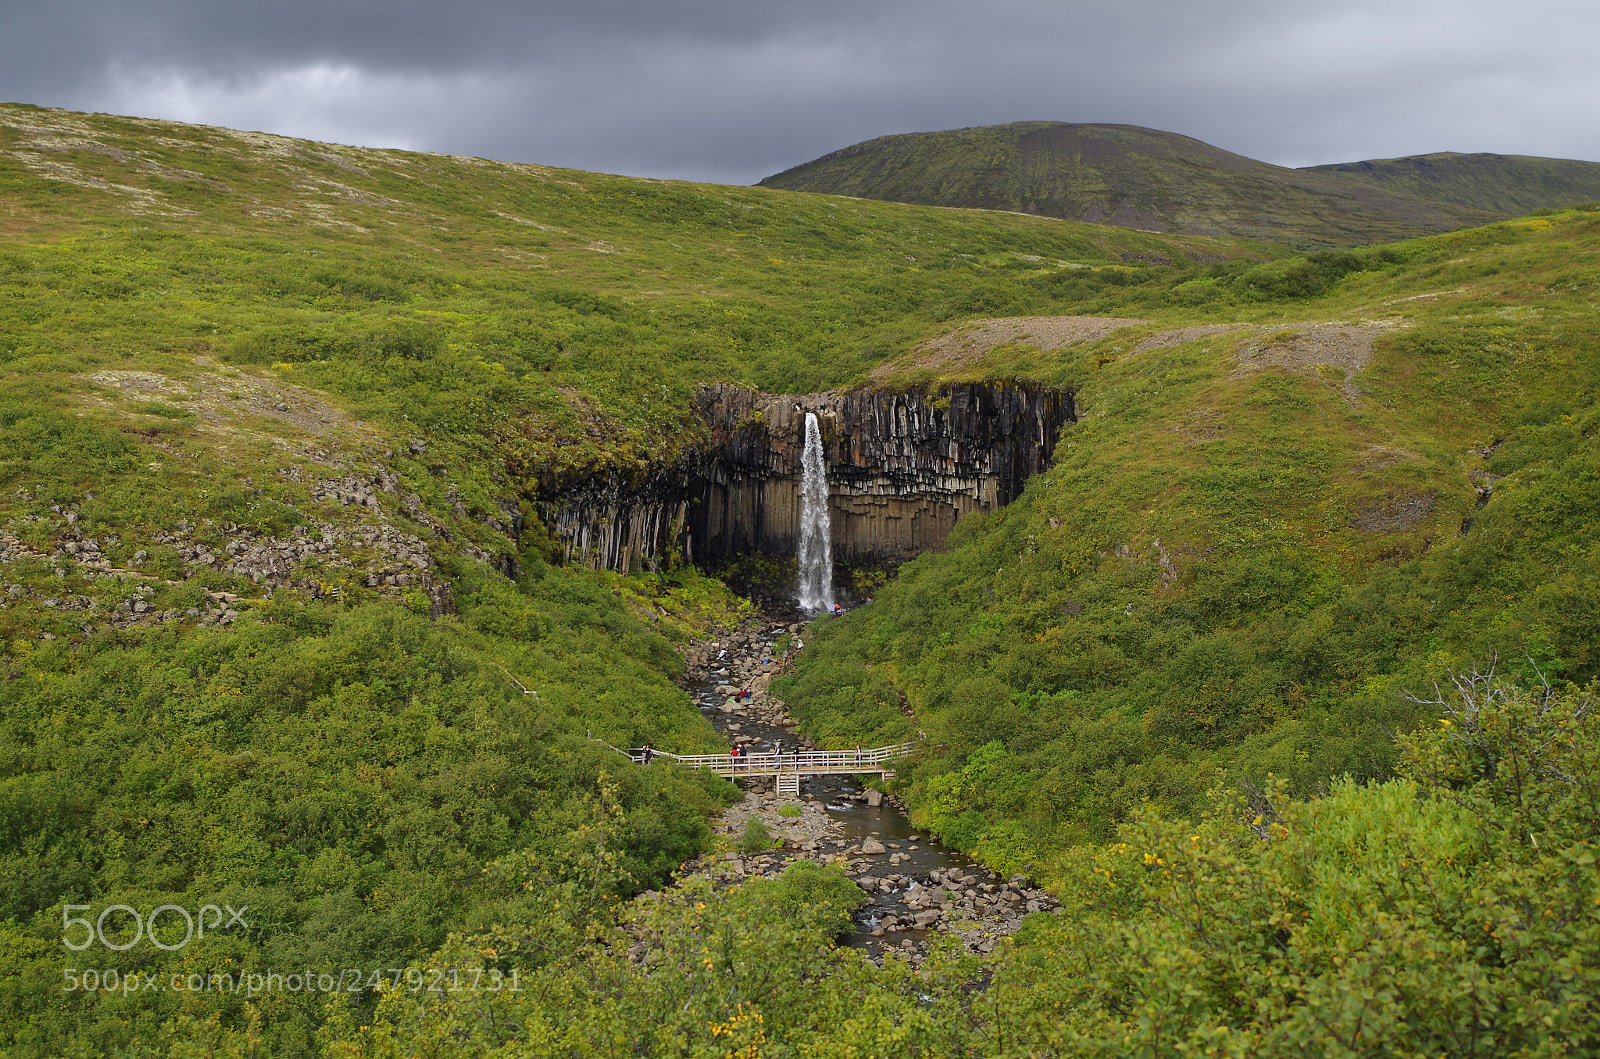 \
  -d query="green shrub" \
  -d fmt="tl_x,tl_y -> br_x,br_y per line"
738,817 -> 776,853
0,590 -> 731,1057
1165,276 -> 1226,306
1236,257 -> 1330,298
991,675 -> 1600,1056
732,859 -> 868,937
